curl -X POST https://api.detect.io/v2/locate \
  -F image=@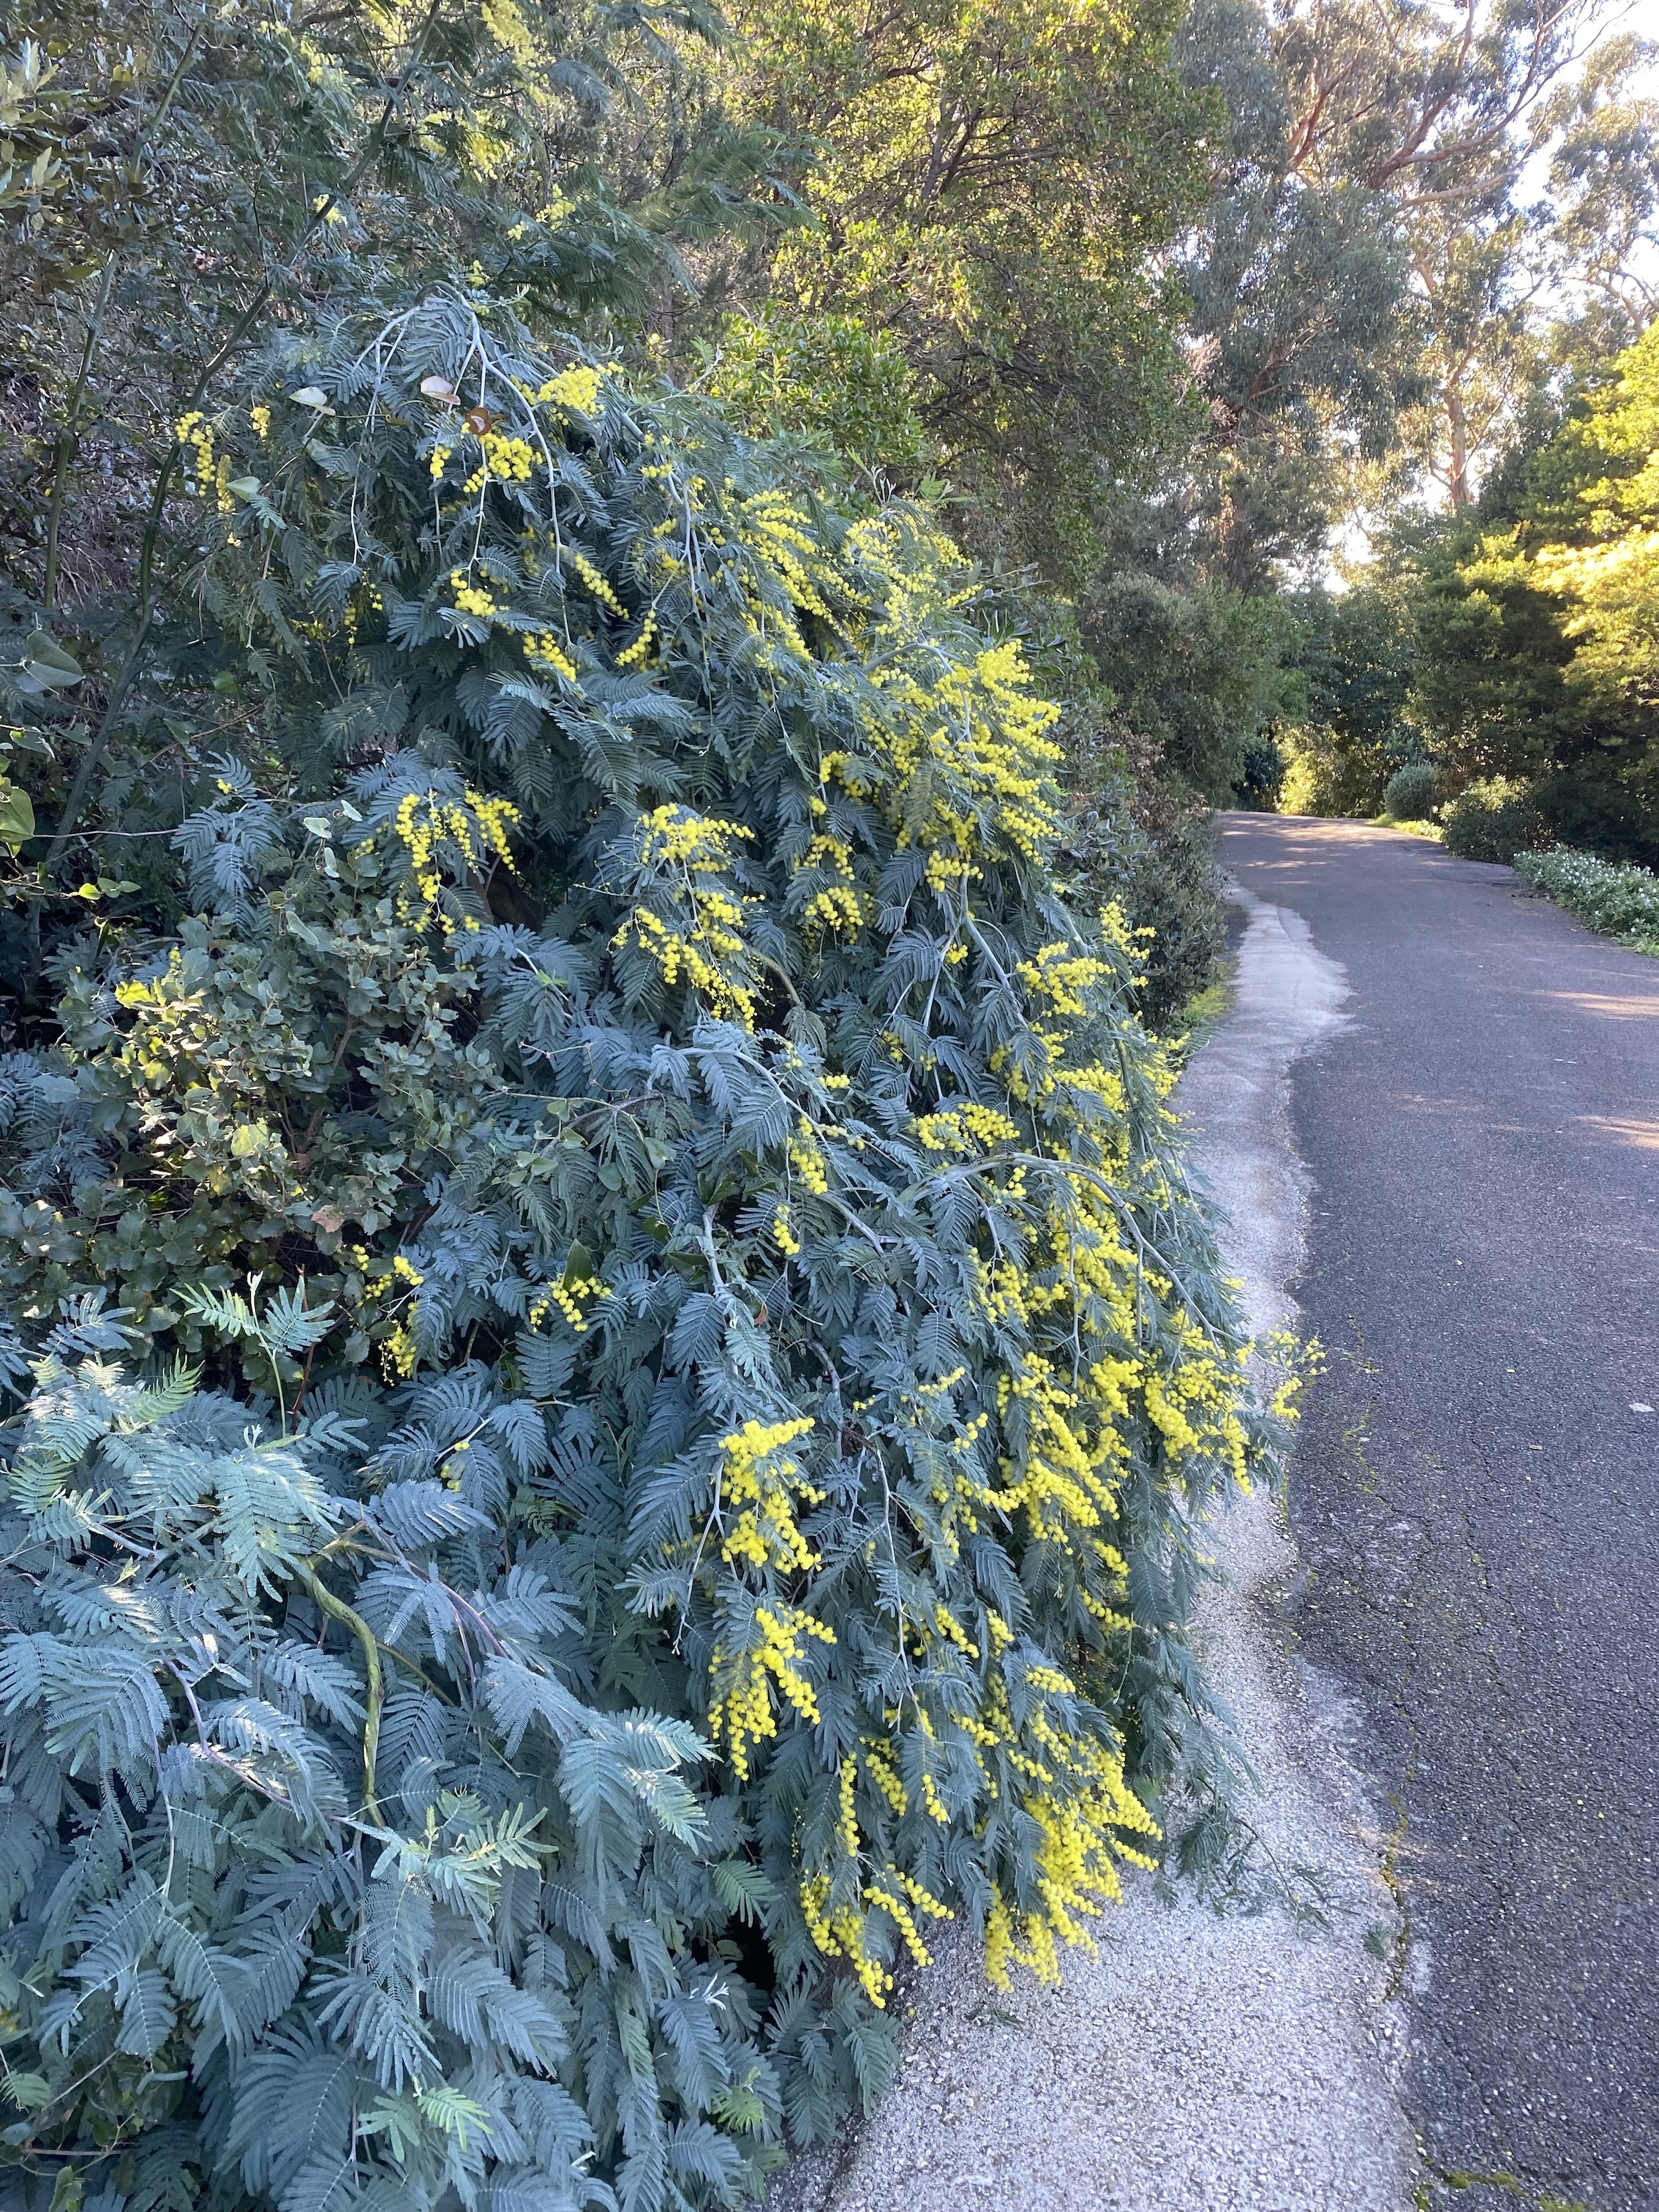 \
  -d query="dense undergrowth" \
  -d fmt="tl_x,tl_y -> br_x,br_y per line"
0,303 -> 1276,2212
